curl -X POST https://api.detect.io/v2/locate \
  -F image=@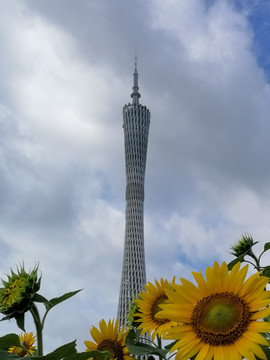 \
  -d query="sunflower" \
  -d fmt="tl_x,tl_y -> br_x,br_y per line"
84,319 -> 134,360
156,261 -> 270,360
135,277 -> 177,341
9,332 -> 36,357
